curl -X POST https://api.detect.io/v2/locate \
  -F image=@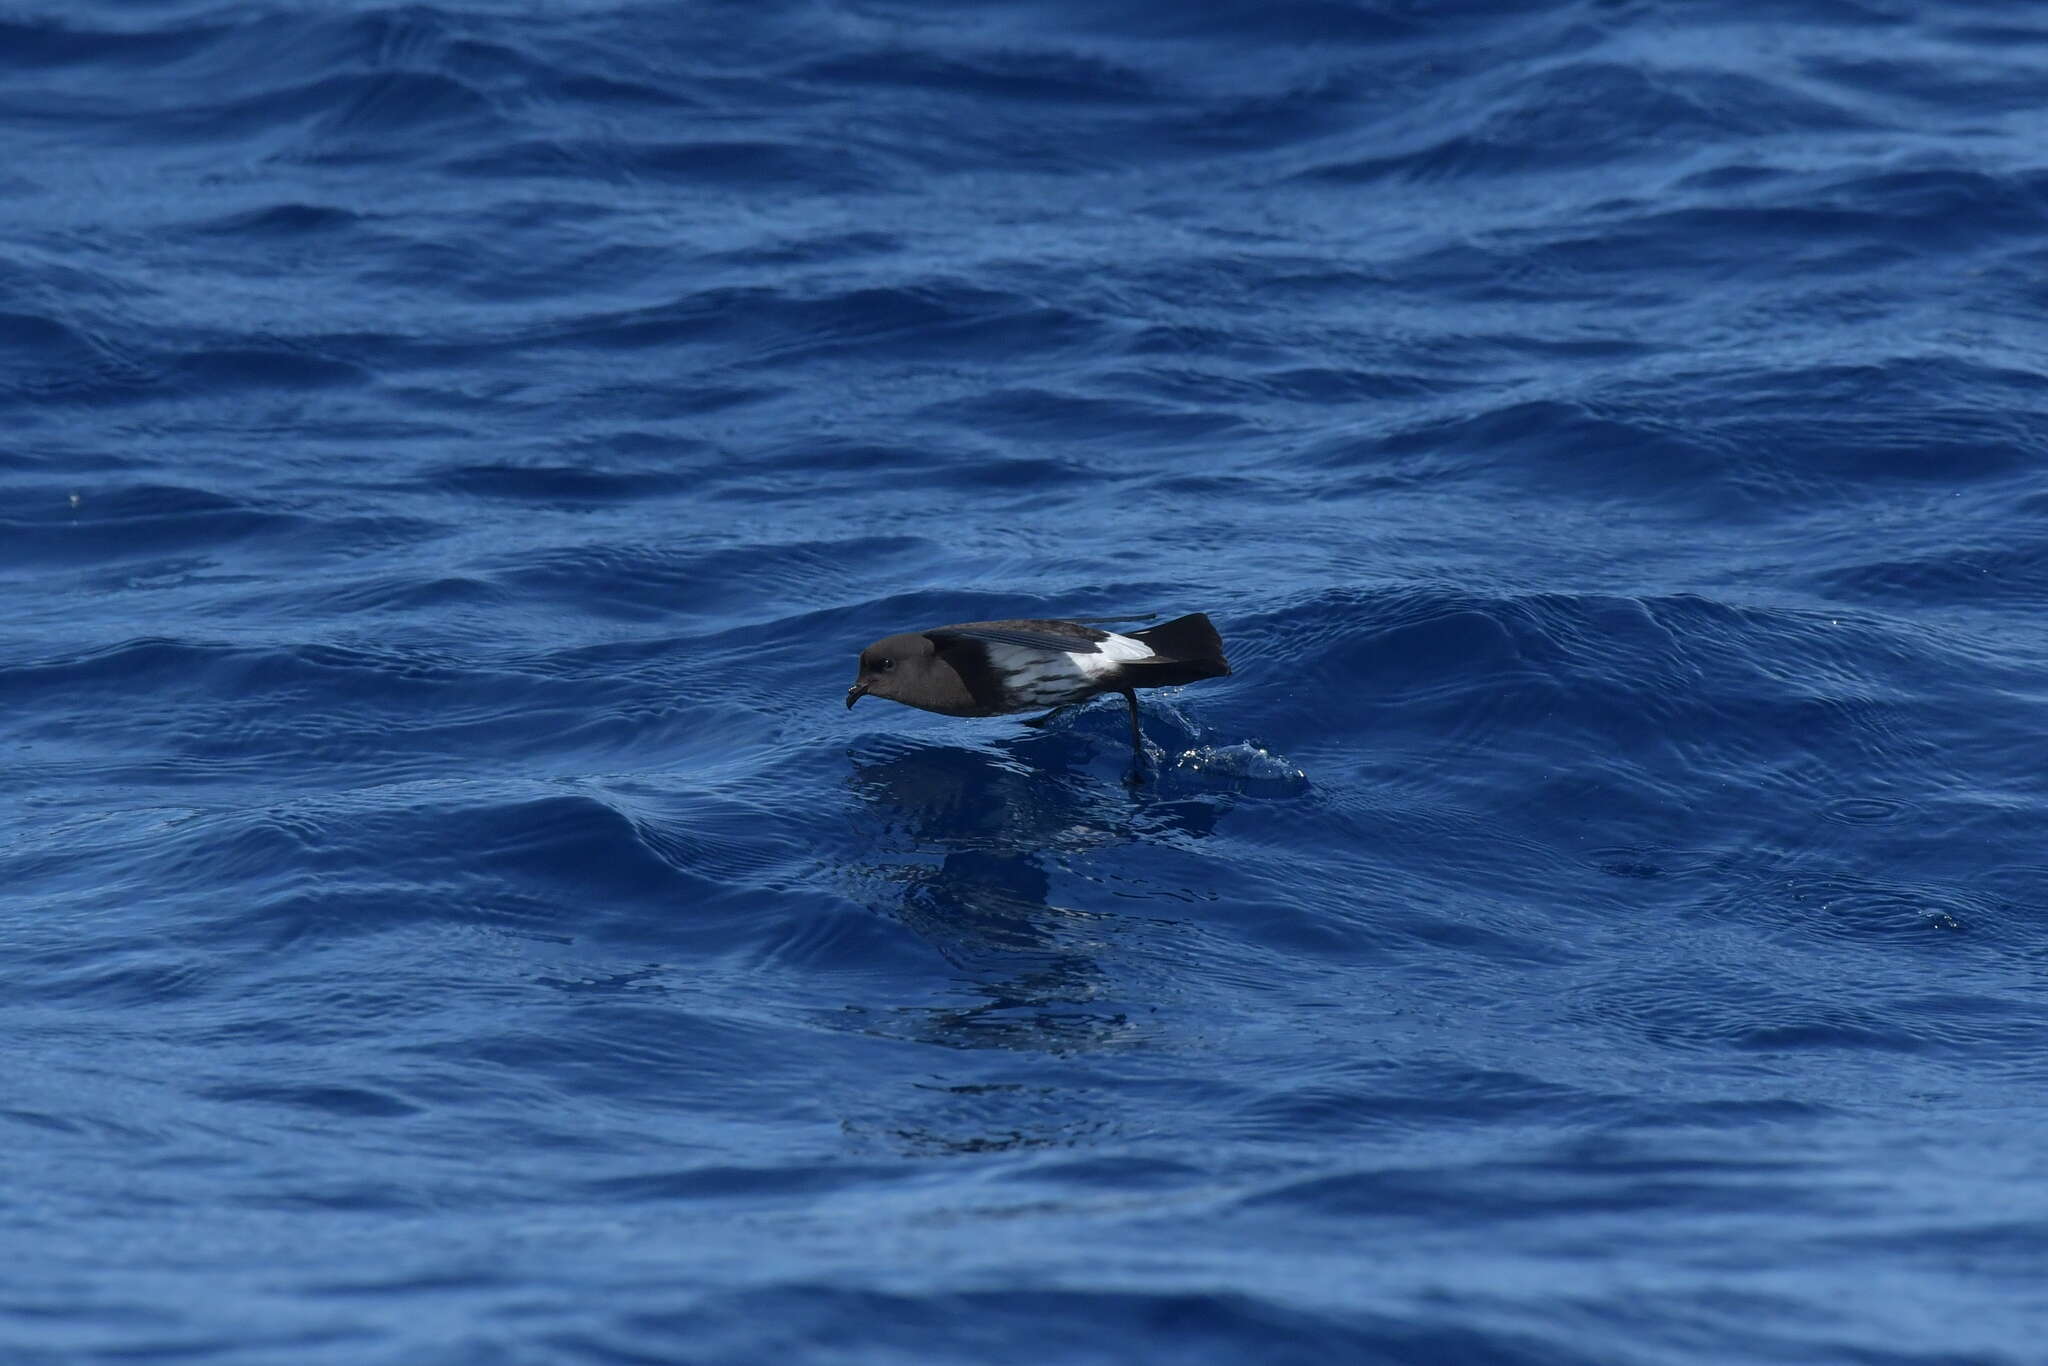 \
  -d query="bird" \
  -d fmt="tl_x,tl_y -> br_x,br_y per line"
845,612 -> 1230,773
